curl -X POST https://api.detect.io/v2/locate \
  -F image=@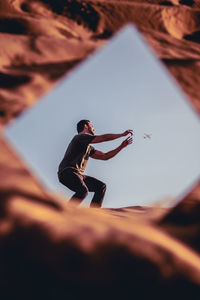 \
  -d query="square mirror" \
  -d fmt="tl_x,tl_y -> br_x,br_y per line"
4,24 -> 200,208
